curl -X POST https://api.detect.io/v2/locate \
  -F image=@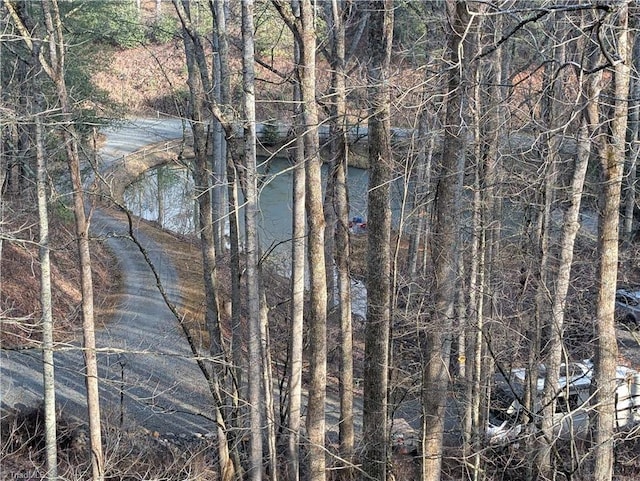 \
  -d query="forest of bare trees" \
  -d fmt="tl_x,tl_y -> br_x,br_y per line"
2,1 -> 640,480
